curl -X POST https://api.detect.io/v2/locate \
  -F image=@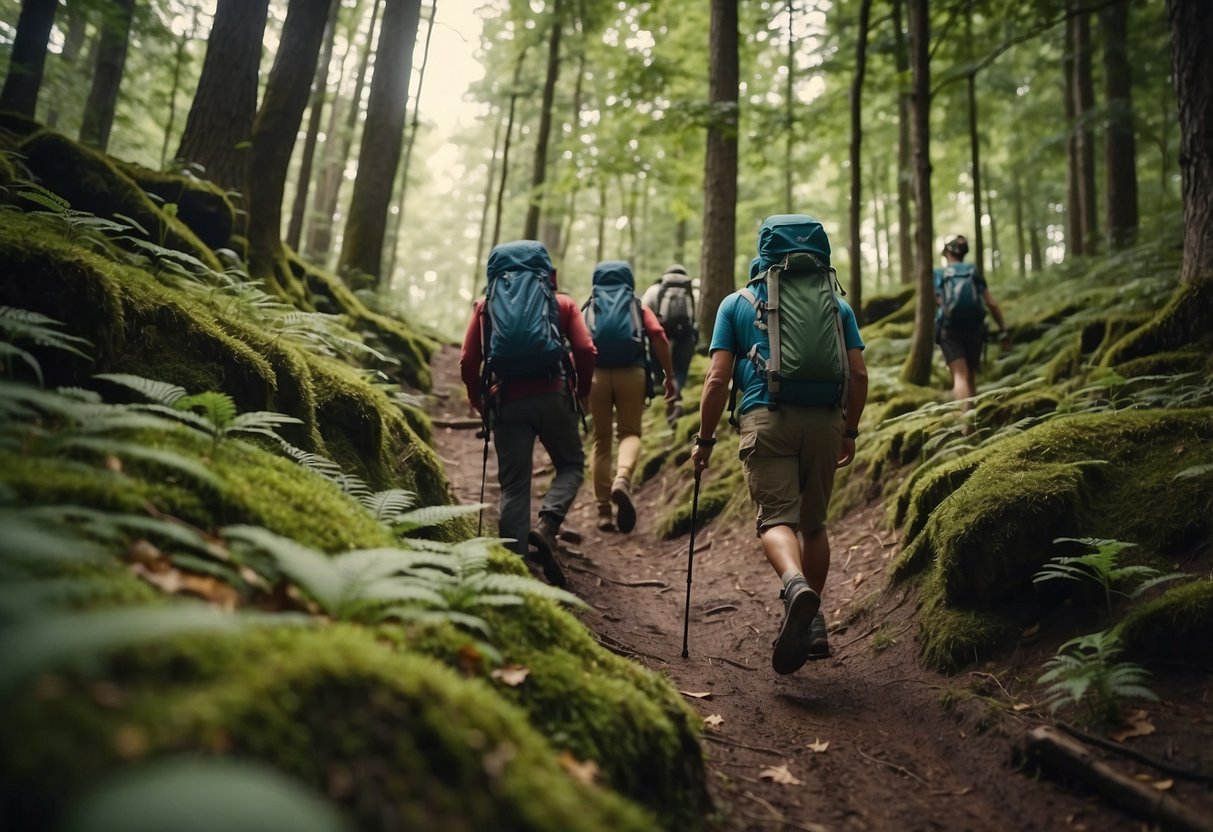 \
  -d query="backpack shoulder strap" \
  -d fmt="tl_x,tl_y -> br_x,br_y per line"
765,260 -> 786,395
